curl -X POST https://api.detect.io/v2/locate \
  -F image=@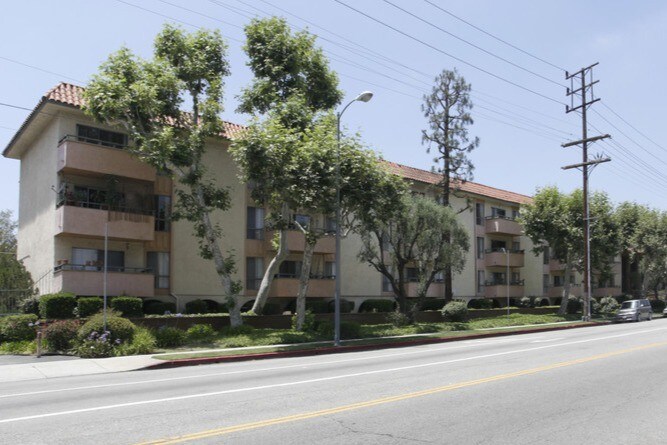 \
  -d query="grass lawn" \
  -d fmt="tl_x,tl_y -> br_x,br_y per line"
154,313 -> 596,361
